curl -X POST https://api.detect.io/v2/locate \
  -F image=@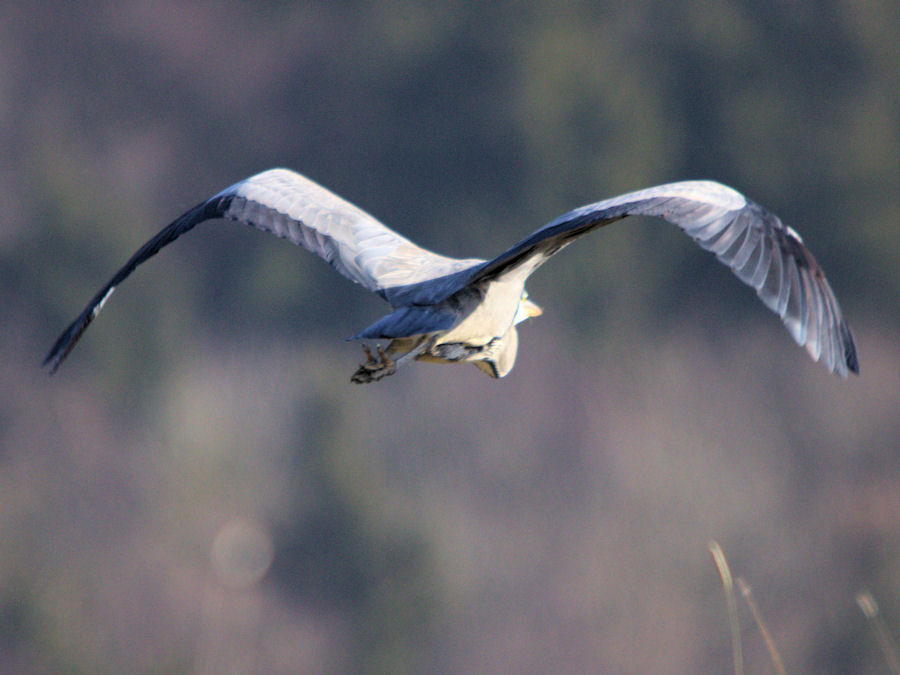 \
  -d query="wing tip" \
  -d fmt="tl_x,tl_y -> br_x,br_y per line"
42,310 -> 97,375
41,352 -> 60,375
841,321 -> 860,376
42,342 -> 68,376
